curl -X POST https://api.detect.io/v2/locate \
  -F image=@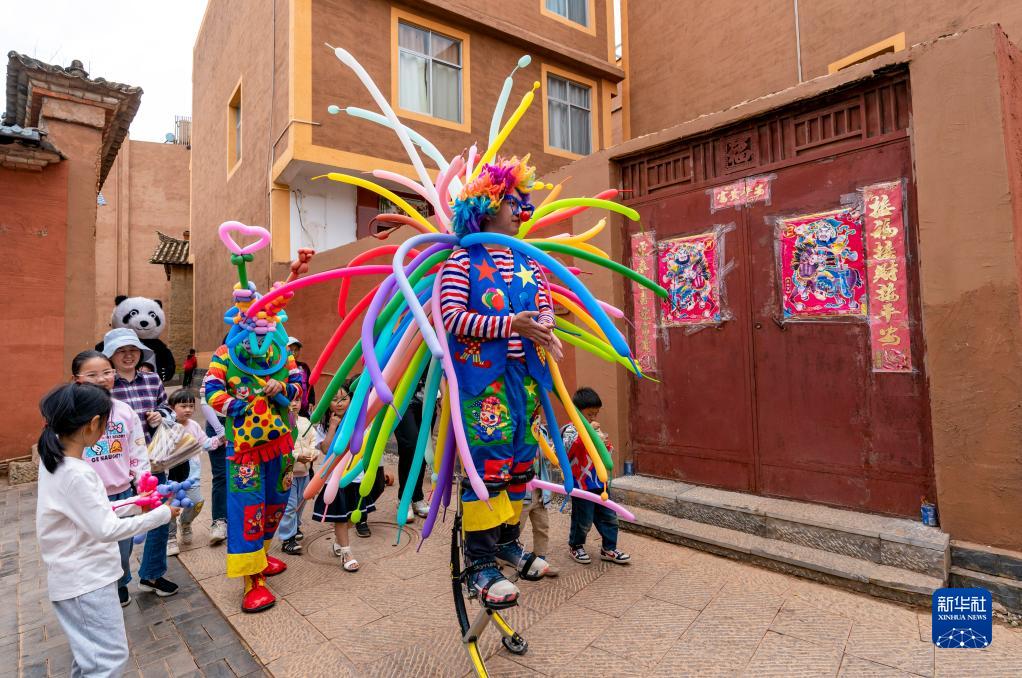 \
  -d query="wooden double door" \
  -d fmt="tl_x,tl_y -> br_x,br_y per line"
626,133 -> 934,517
